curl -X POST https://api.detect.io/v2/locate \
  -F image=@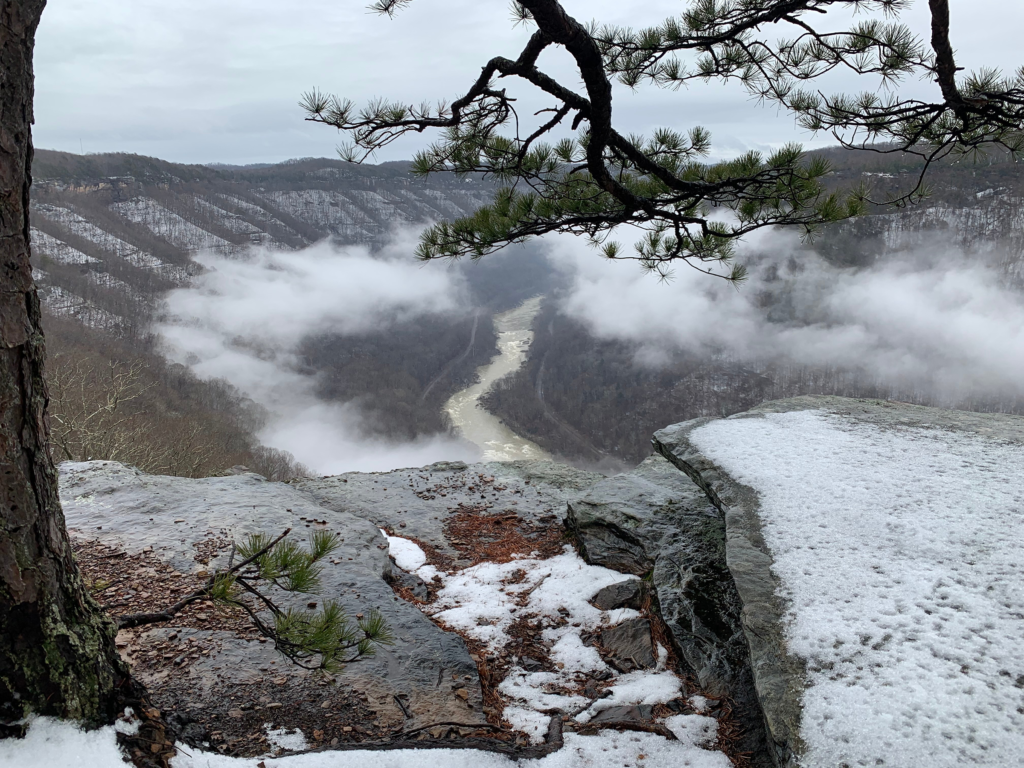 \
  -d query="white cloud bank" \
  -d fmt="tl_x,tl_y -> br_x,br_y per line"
156,232 -> 480,475
546,228 -> 1024,401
